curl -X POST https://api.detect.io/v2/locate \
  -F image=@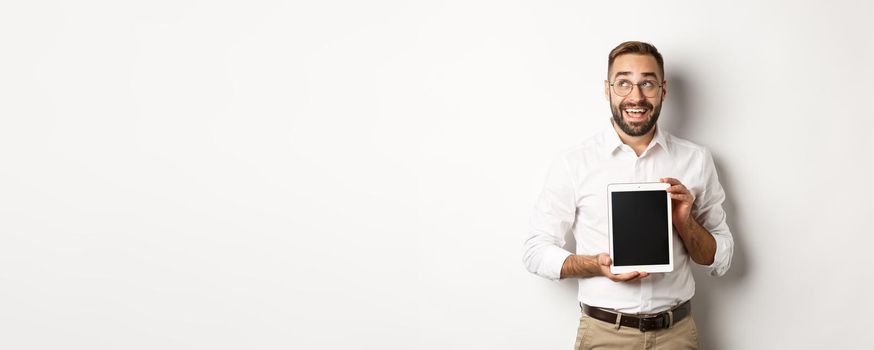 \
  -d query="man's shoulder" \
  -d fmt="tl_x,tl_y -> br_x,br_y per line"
665,132 -> 711,157
554,131 -> 605,162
